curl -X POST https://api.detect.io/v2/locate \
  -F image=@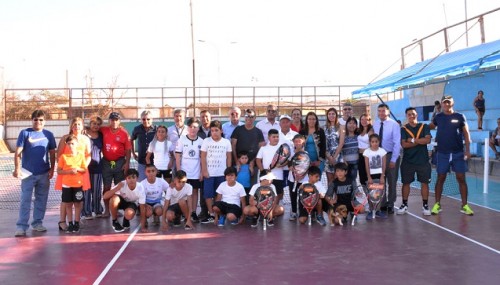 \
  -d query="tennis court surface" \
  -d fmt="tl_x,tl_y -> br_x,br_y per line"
1,193 -> 500,285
